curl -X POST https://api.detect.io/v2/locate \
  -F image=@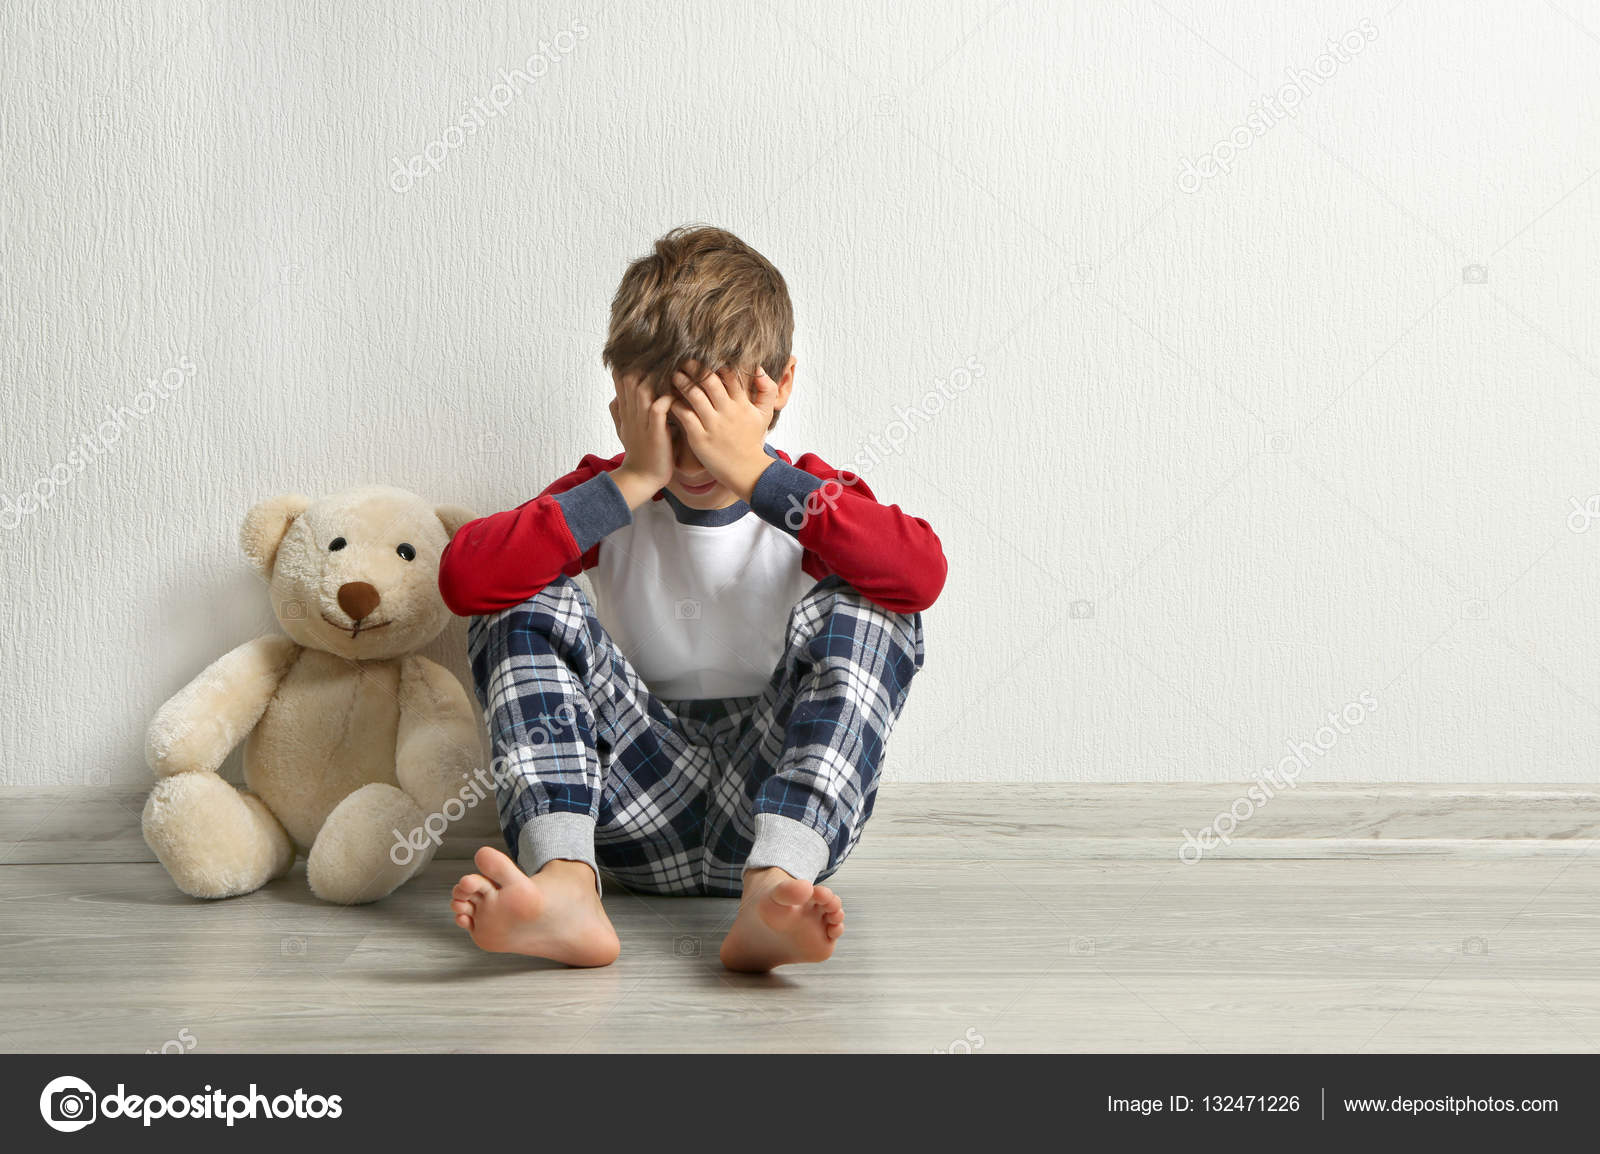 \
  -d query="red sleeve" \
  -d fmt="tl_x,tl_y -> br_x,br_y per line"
757,451 -> 947,614
438,453 -> 627,616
